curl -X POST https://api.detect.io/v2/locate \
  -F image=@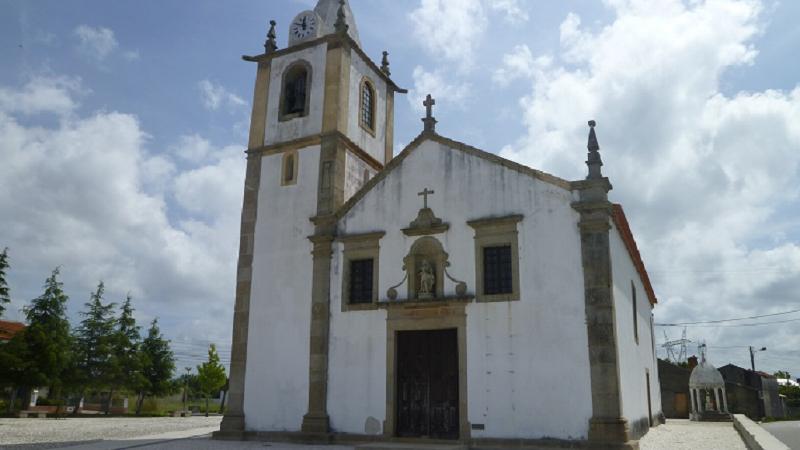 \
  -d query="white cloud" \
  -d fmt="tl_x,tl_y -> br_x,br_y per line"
198,80 -> 247,111
123,50 -> 141,62
0,76 -> 83,116
409,0 -> 488,69
498,0 -> 800,373
74,25 -> 119,61
487,0 -> 529,23
0,75 -> 244,361
409,0 -> 530,69
171,134 -> 214,162
409,66 -> 471,112
492,44 -> 550,86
